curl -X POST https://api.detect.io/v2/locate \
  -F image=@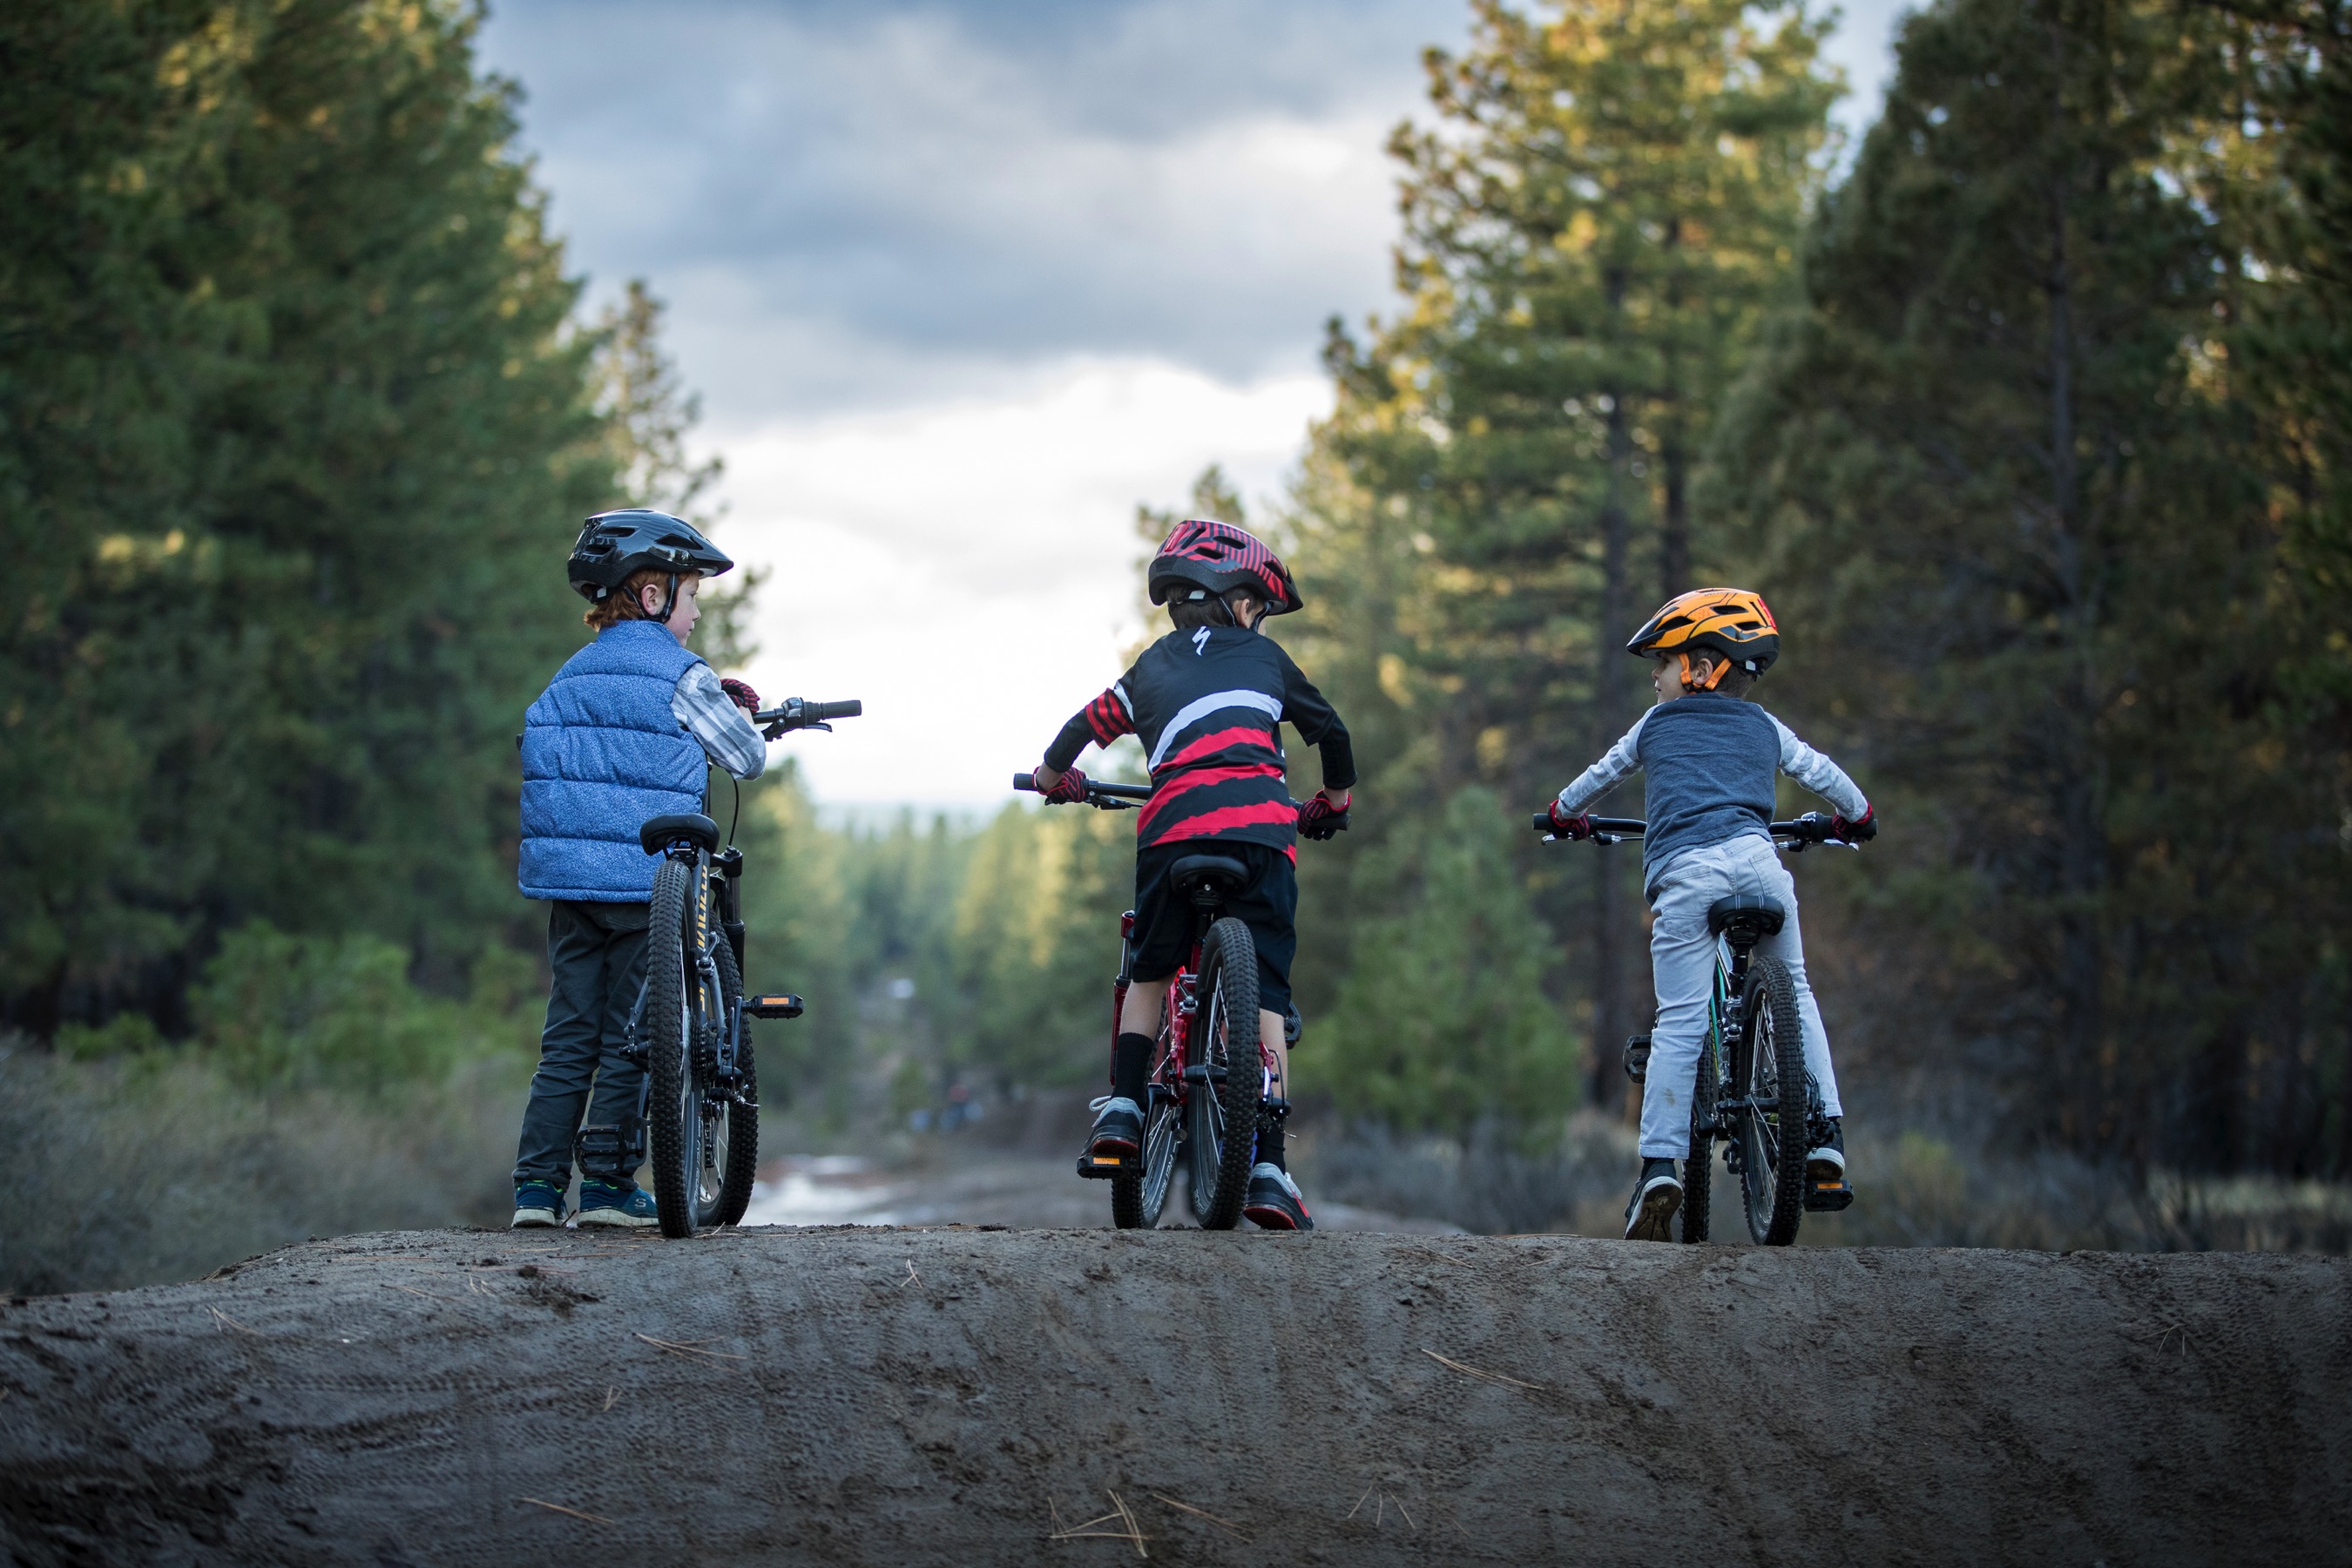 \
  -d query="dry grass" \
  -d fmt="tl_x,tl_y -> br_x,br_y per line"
1,1041 -> 529,1295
